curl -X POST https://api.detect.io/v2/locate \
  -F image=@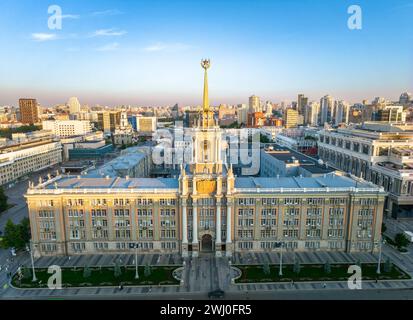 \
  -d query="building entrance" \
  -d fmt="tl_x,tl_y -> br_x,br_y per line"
201,234 -> 213,252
